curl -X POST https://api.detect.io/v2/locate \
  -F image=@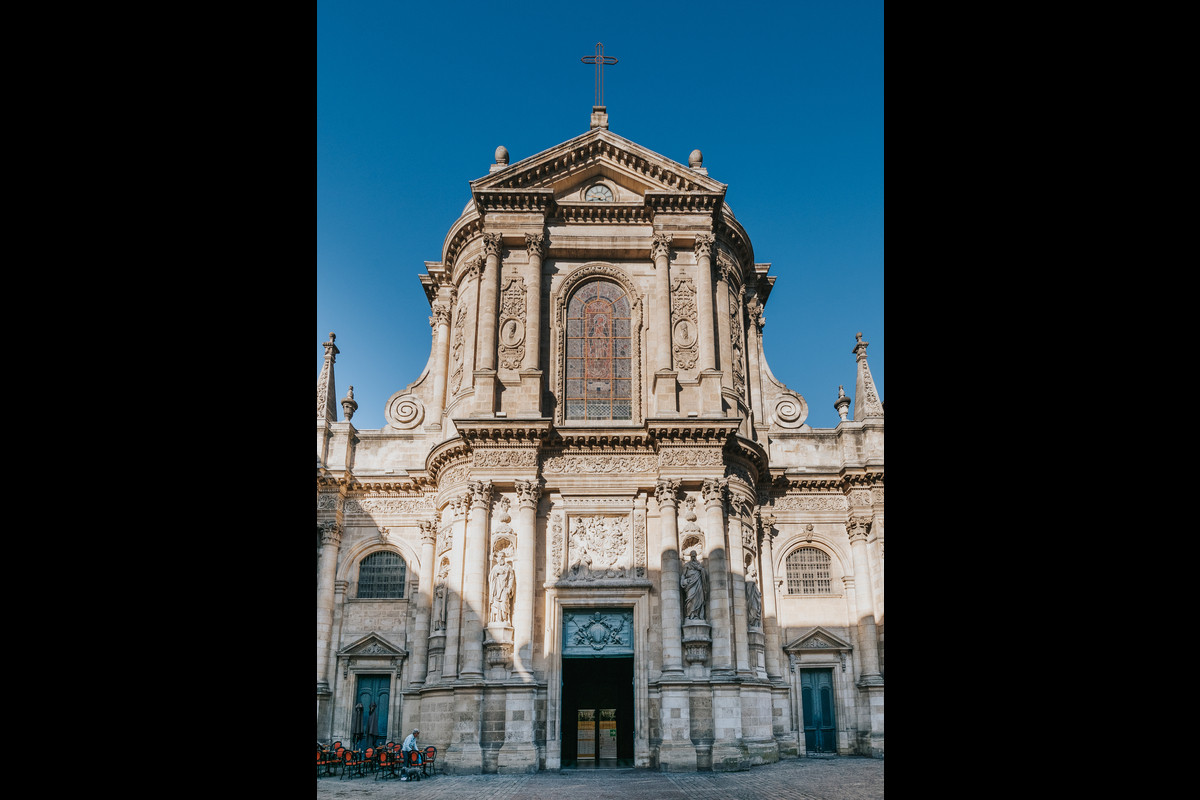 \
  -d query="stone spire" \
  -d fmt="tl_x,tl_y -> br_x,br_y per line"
317,332 -> 339,423
852,332 -> 884,421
